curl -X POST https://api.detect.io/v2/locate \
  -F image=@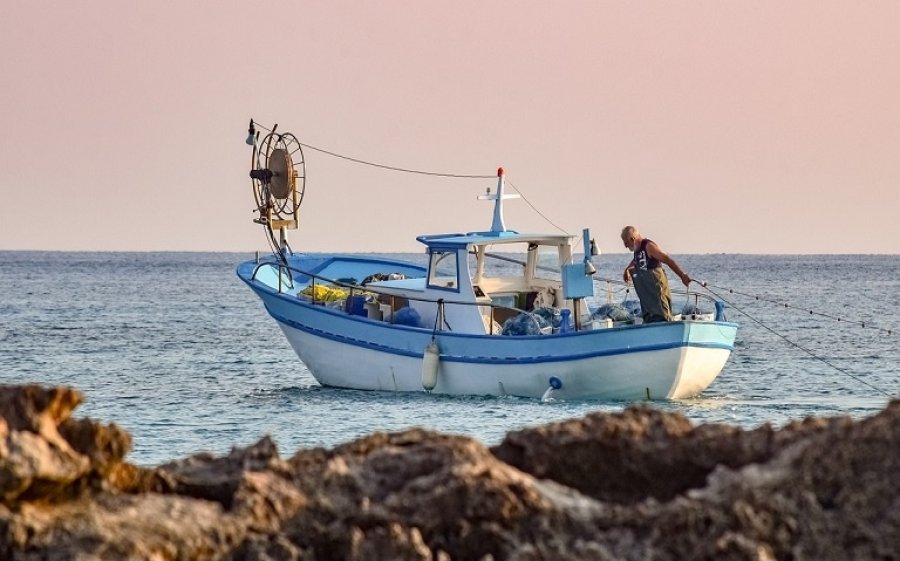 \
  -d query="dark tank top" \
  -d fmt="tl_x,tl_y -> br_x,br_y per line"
633,239 -> 661,271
